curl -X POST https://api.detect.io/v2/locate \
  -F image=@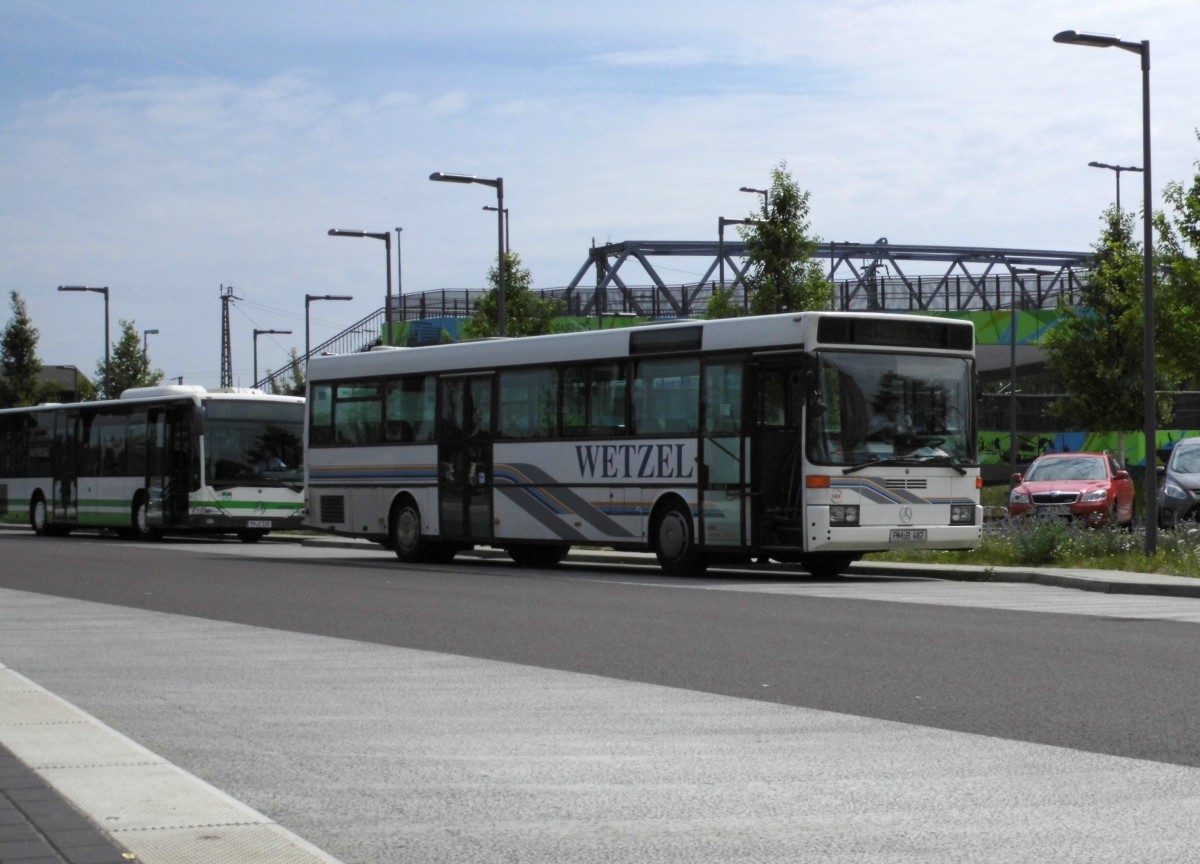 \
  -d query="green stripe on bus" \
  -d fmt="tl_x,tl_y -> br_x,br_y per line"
78,512 -> 132,527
